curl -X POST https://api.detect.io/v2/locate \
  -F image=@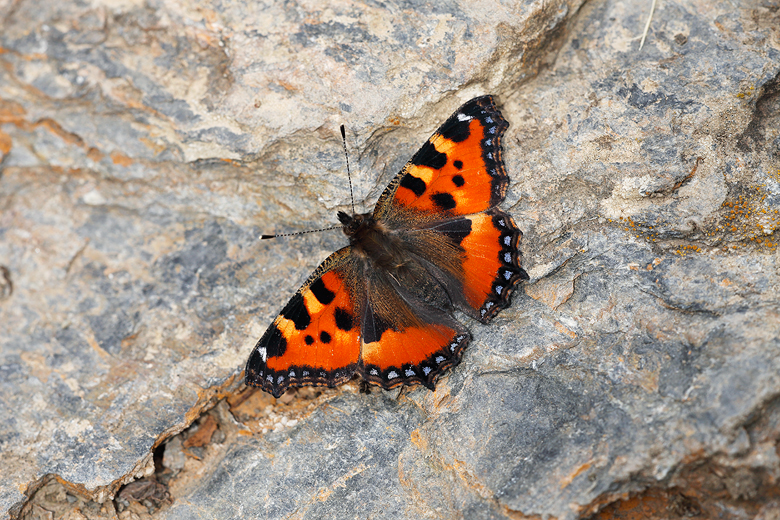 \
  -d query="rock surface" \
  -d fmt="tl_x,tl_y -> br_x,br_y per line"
1,0 -> 779,519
